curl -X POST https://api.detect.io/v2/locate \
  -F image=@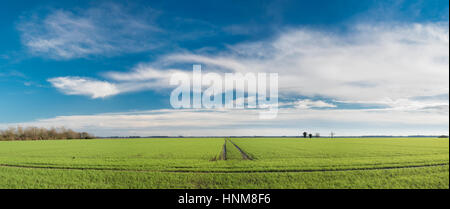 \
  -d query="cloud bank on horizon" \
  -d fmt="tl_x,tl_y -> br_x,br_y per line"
0,0 -> 448,136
